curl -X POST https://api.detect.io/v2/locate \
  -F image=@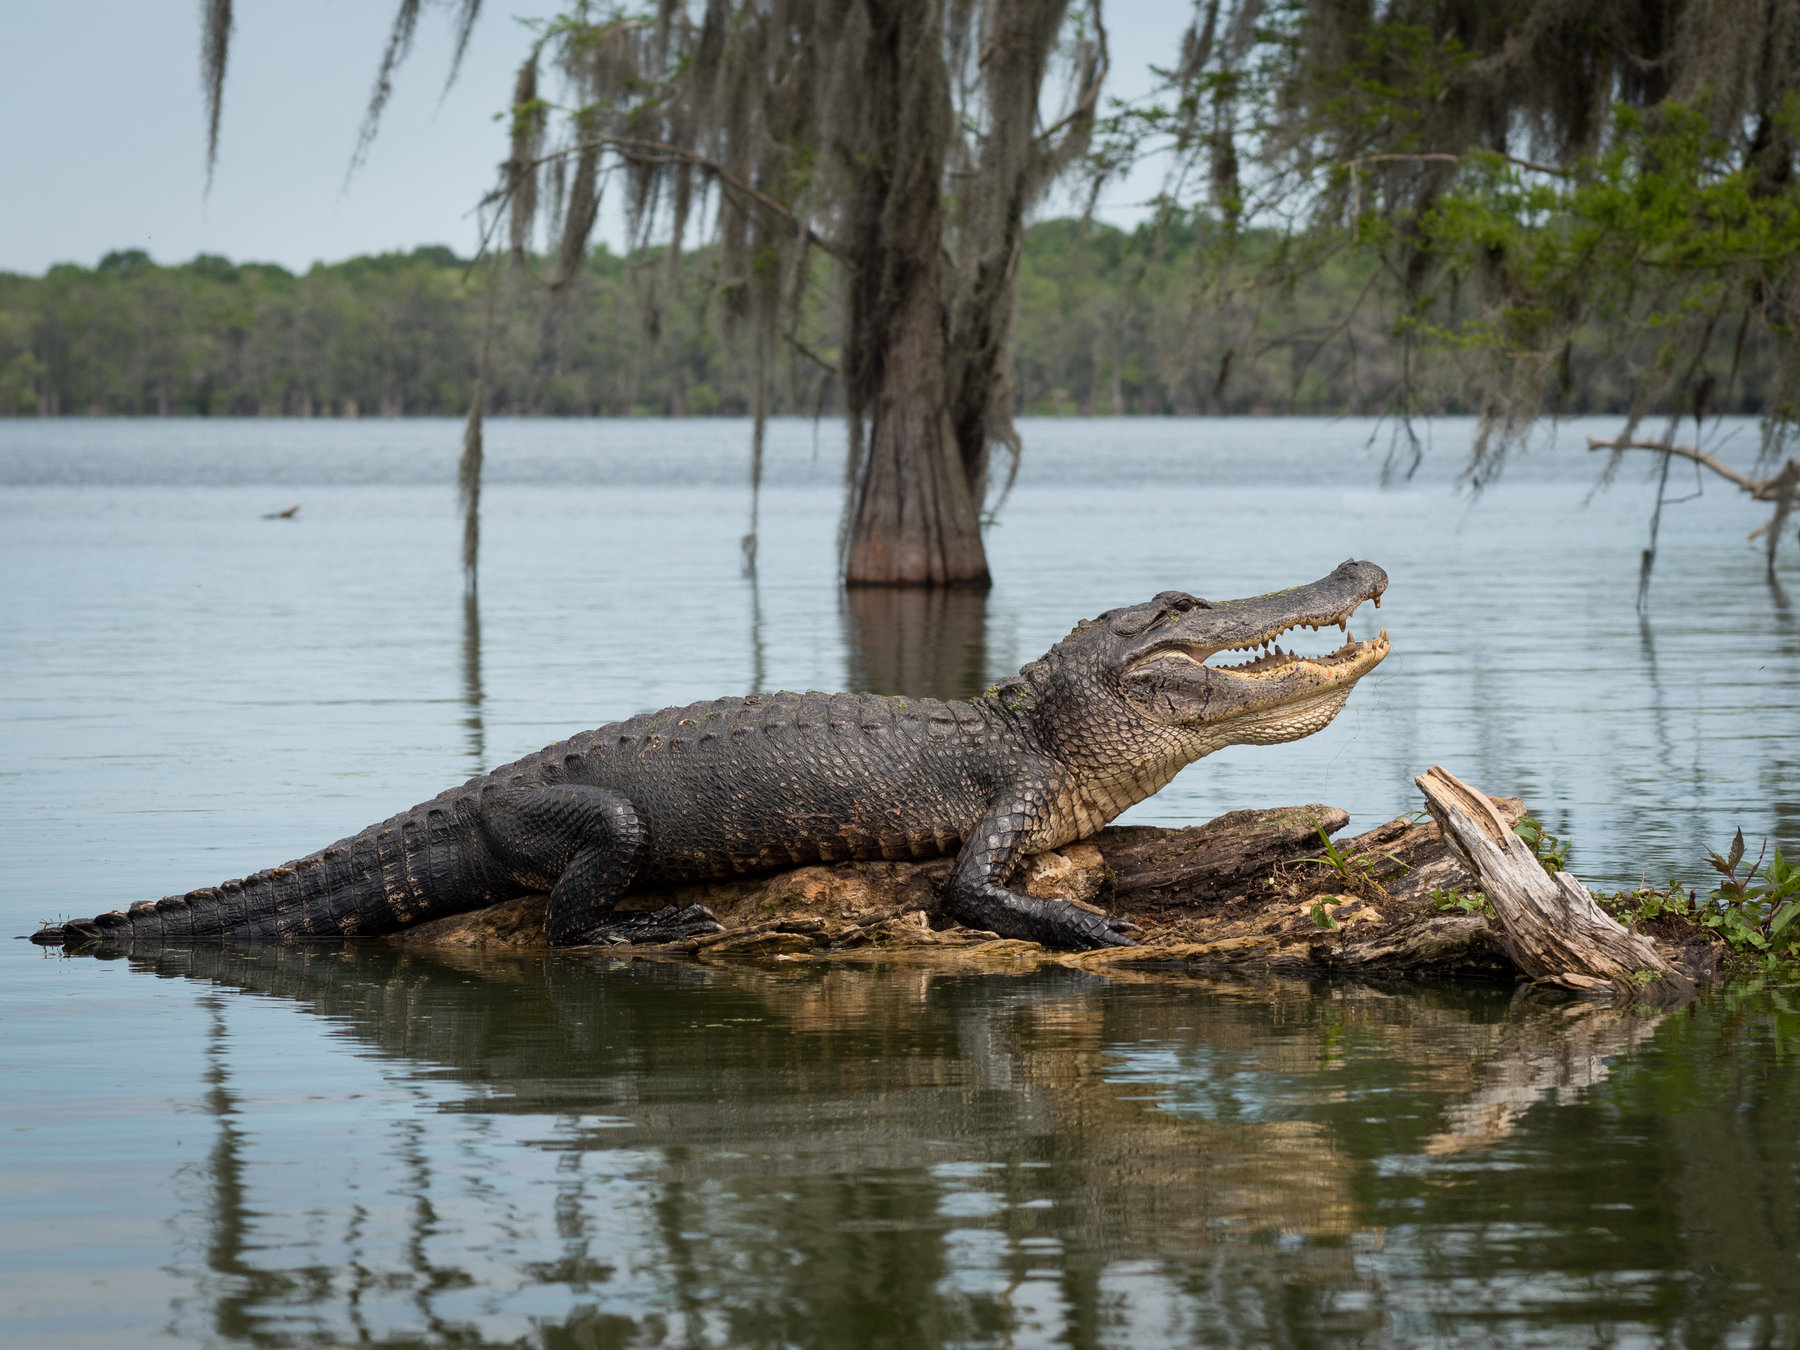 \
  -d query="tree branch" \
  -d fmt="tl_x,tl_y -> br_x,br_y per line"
1340,151 -> 1572,178
518,135 -> 852,264
1586,436 -> 1791,500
